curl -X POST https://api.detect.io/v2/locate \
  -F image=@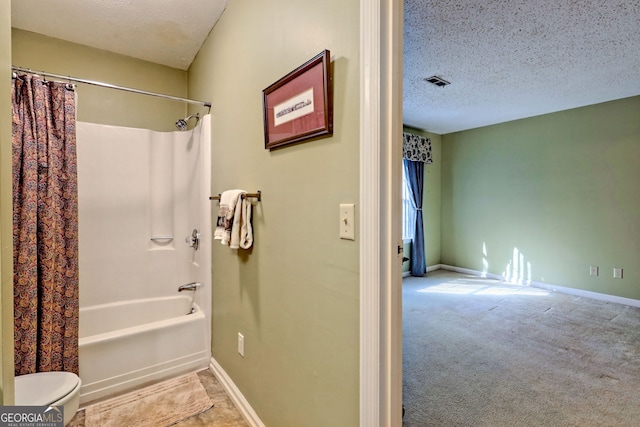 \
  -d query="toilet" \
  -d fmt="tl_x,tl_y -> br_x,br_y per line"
15,372 -> 82,426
